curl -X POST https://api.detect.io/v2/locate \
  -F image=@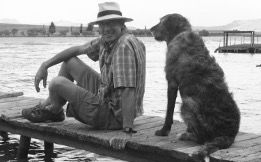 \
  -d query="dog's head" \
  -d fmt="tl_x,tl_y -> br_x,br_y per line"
150,14 -> 192,44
